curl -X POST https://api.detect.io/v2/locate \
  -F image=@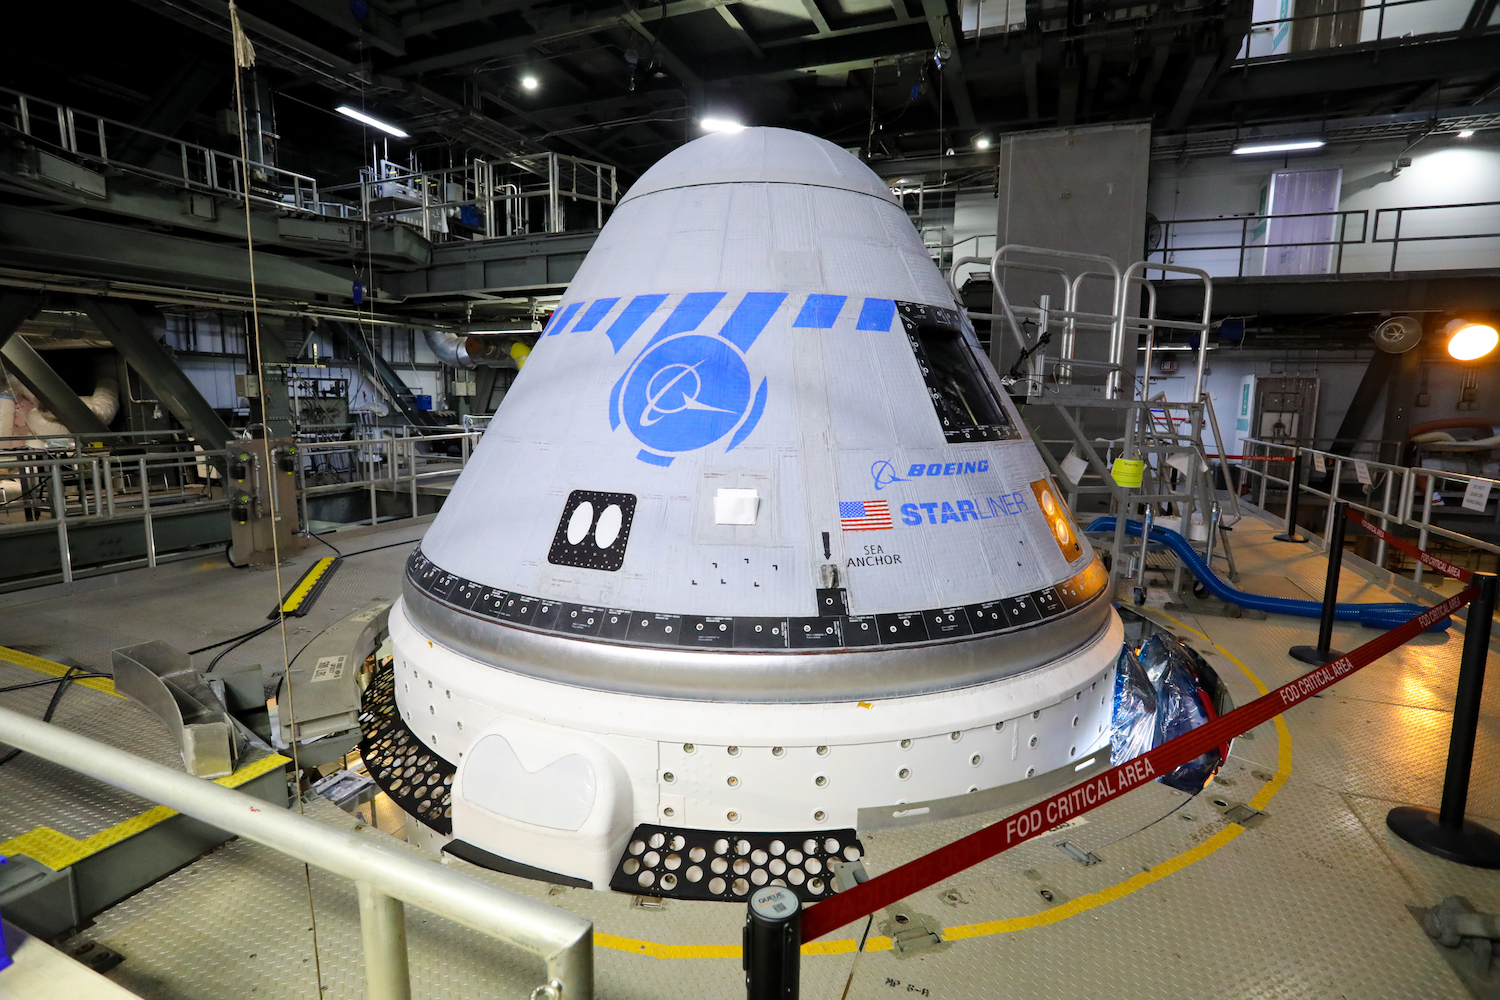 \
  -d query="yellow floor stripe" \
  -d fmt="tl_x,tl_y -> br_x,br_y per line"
0,644 -> 119,697
593,609 -> 1294,961
0,753 -> 290,871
